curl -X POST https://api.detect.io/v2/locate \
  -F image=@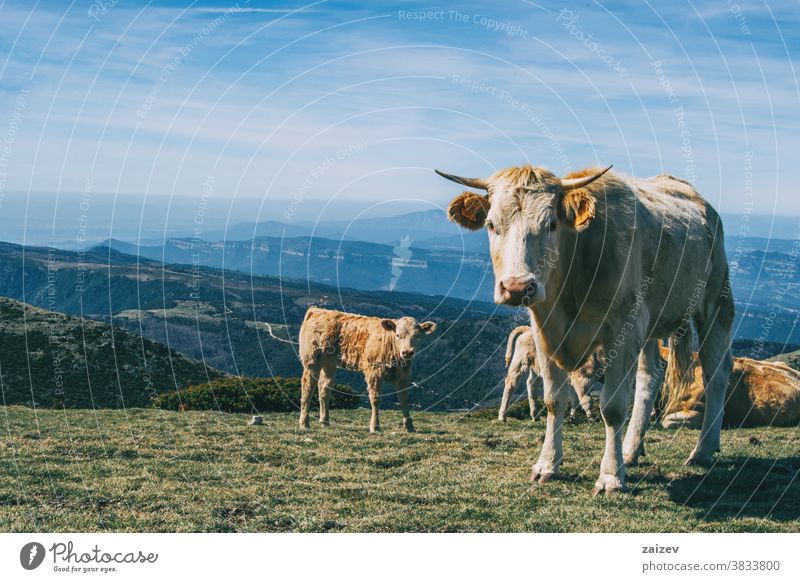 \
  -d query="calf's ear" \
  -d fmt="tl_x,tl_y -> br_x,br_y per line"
380,319 -> 396,331
448,191 -> 490,230
419,321 -> 437,334
560,190 -> 596,231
